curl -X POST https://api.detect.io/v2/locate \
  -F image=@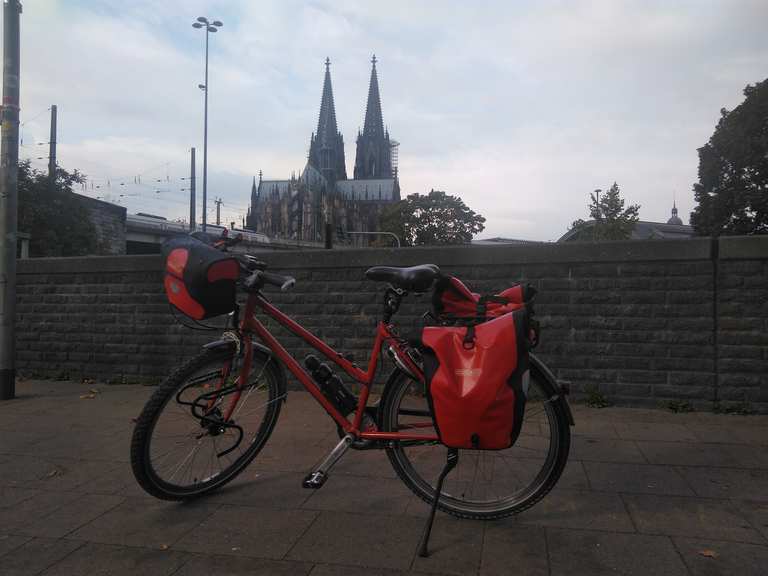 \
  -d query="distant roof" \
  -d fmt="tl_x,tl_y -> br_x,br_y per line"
472,237 -> 546,245
335,179 -> 396,201
558,220 -> 694,242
